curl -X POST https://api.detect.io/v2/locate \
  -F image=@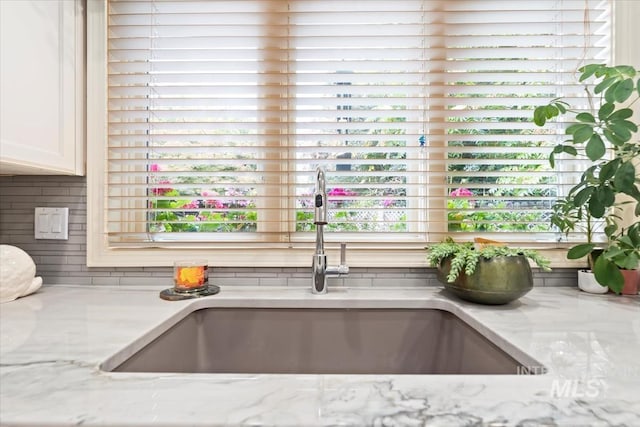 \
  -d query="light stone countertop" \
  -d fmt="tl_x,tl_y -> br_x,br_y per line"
0,285 -> 639,427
